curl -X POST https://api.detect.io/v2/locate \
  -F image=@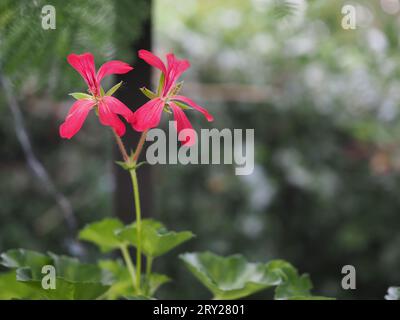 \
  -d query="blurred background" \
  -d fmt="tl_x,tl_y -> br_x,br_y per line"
1,0 -> 400,299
